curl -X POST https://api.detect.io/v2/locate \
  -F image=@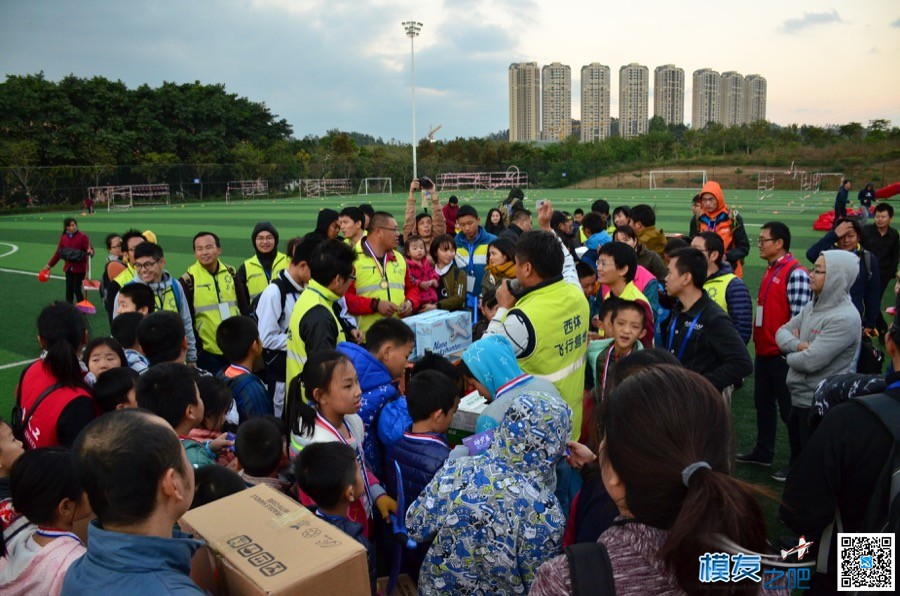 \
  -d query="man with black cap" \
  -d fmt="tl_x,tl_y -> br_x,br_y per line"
237,221 -> 289,304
